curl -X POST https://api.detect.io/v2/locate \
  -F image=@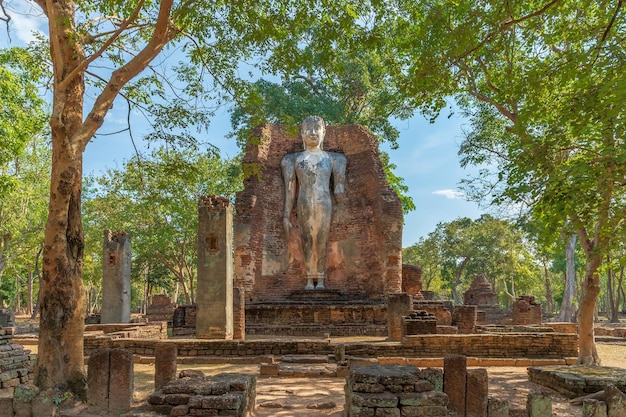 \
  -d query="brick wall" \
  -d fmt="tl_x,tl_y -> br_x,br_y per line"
88,333 -> 578,359
234,124 -> 403,302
